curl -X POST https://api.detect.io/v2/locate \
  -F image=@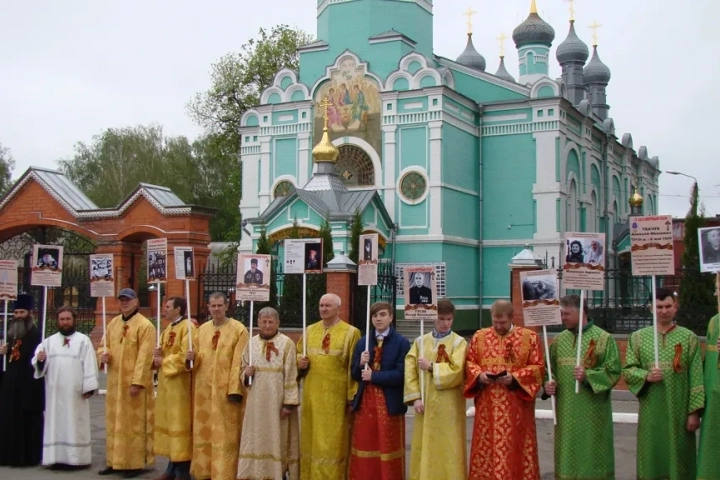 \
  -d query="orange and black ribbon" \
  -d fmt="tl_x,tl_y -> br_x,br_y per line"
212,331 -> 220,351
504,342 -> 516,364
321,333 -> 331,354
673,343 -> 683,373
166,331 -> 176,348
436,344 -> 451,364
373,345 -> 383,370
265,341 -> 279,362
63,337 -> 71,348
9,339 -> 21,362
583,339 -> 597,369
120,324 -> 129,343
